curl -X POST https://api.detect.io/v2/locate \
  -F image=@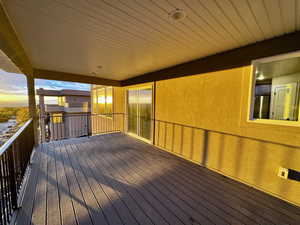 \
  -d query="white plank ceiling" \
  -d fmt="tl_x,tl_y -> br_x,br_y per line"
3,0 -> 300,80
